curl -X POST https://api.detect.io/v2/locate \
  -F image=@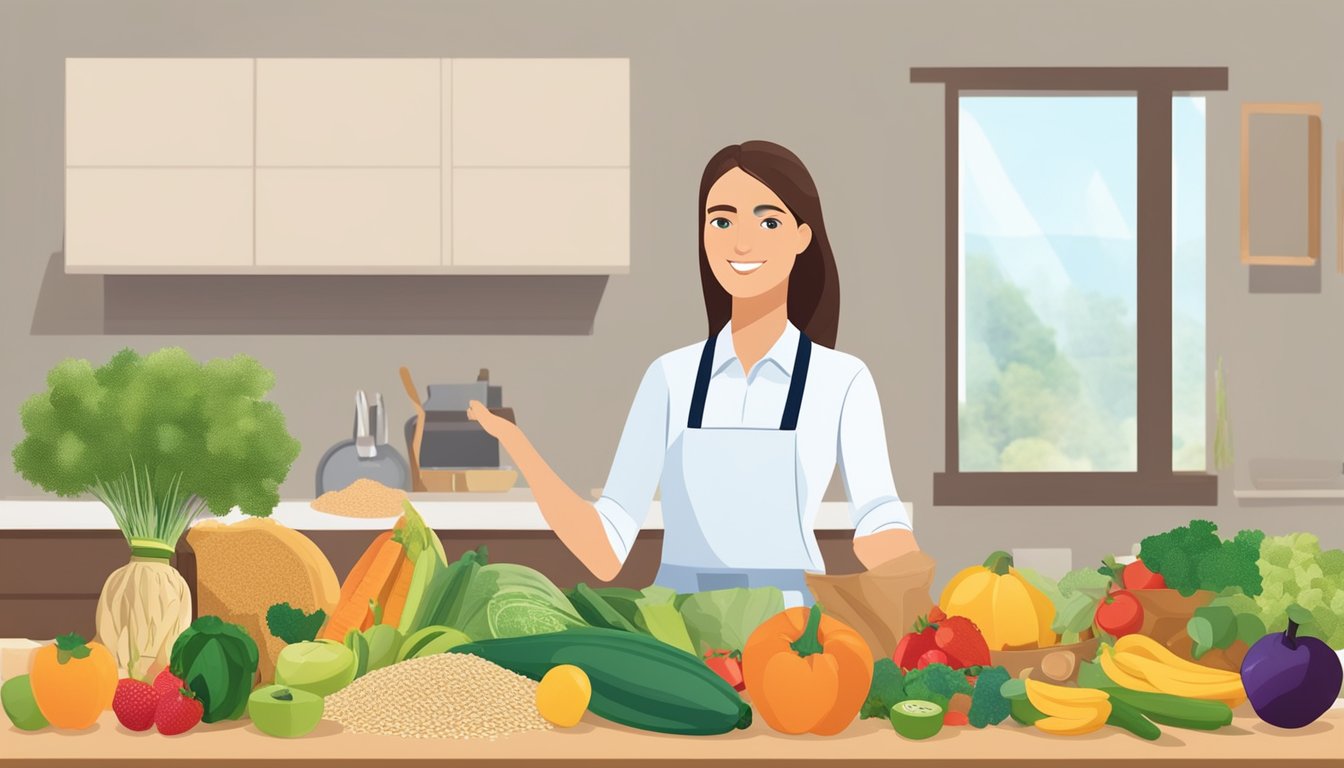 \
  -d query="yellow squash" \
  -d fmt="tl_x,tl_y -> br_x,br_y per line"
939,551 -> 1056,650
